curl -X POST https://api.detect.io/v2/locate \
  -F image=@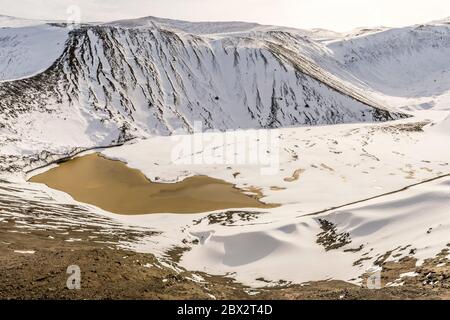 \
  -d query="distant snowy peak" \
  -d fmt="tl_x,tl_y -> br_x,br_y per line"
343,27 -> 390,39
305,28 -> 343,41
0,15 -> 48,28
105,16 -> 266,35
103,16 -> 320,39
429,16 -> 450,26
